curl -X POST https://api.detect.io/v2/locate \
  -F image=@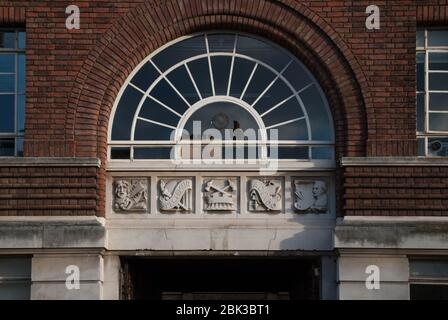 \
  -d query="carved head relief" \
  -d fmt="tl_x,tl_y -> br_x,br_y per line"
294,180 -> 328,214
113,179 -> 148,212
